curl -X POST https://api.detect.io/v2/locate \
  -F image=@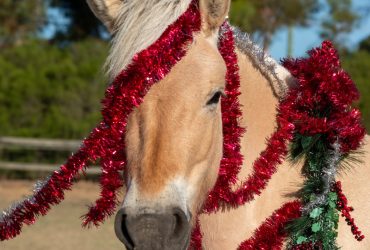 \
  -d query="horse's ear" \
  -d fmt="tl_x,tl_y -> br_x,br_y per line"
86,0 -> 123,33
200,0 -> 230,34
